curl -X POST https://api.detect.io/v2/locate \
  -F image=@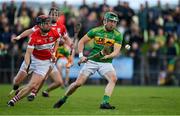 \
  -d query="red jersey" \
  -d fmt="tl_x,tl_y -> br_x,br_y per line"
32,22 -> 67,38
28,28 -> 60,60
